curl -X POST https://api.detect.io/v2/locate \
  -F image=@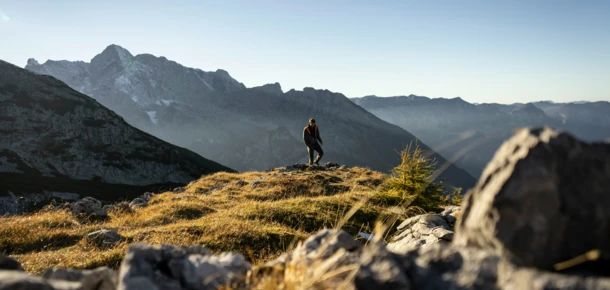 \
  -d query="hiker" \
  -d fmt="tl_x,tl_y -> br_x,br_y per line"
303,118 -> 324,165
